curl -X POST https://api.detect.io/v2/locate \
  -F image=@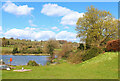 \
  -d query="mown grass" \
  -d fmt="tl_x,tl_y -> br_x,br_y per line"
2,52 -> 118,79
